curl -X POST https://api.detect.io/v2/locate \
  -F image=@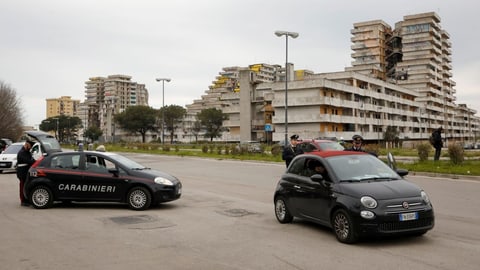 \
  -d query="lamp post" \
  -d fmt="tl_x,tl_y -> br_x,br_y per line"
275,30 -> 299,147
52,117 -> 59,140
155,78 -> 171,144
